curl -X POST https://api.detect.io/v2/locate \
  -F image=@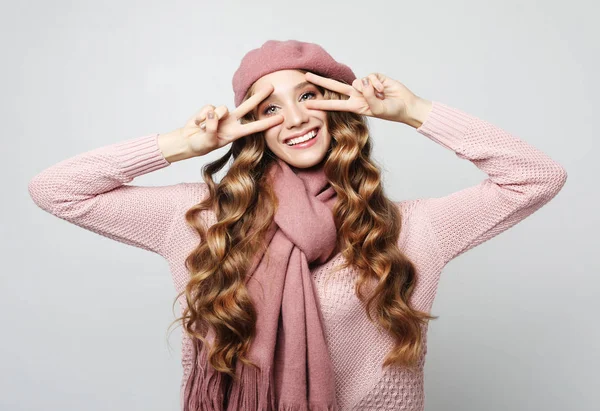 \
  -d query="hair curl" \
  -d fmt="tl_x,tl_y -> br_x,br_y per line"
169,69 -> 437,385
